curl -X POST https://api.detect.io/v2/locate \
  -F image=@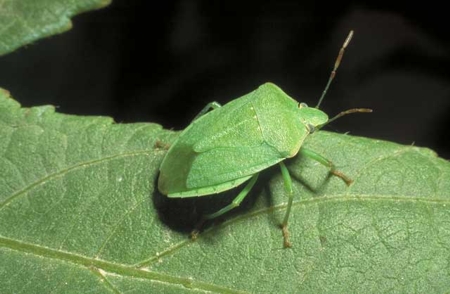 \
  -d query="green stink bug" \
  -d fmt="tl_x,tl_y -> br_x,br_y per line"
158,31 -> 371,247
